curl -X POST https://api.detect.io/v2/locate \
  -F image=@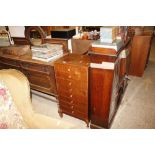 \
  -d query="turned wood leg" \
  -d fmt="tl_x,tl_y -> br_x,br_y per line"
86,120 -> 89,128
58,108 -> 63,118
